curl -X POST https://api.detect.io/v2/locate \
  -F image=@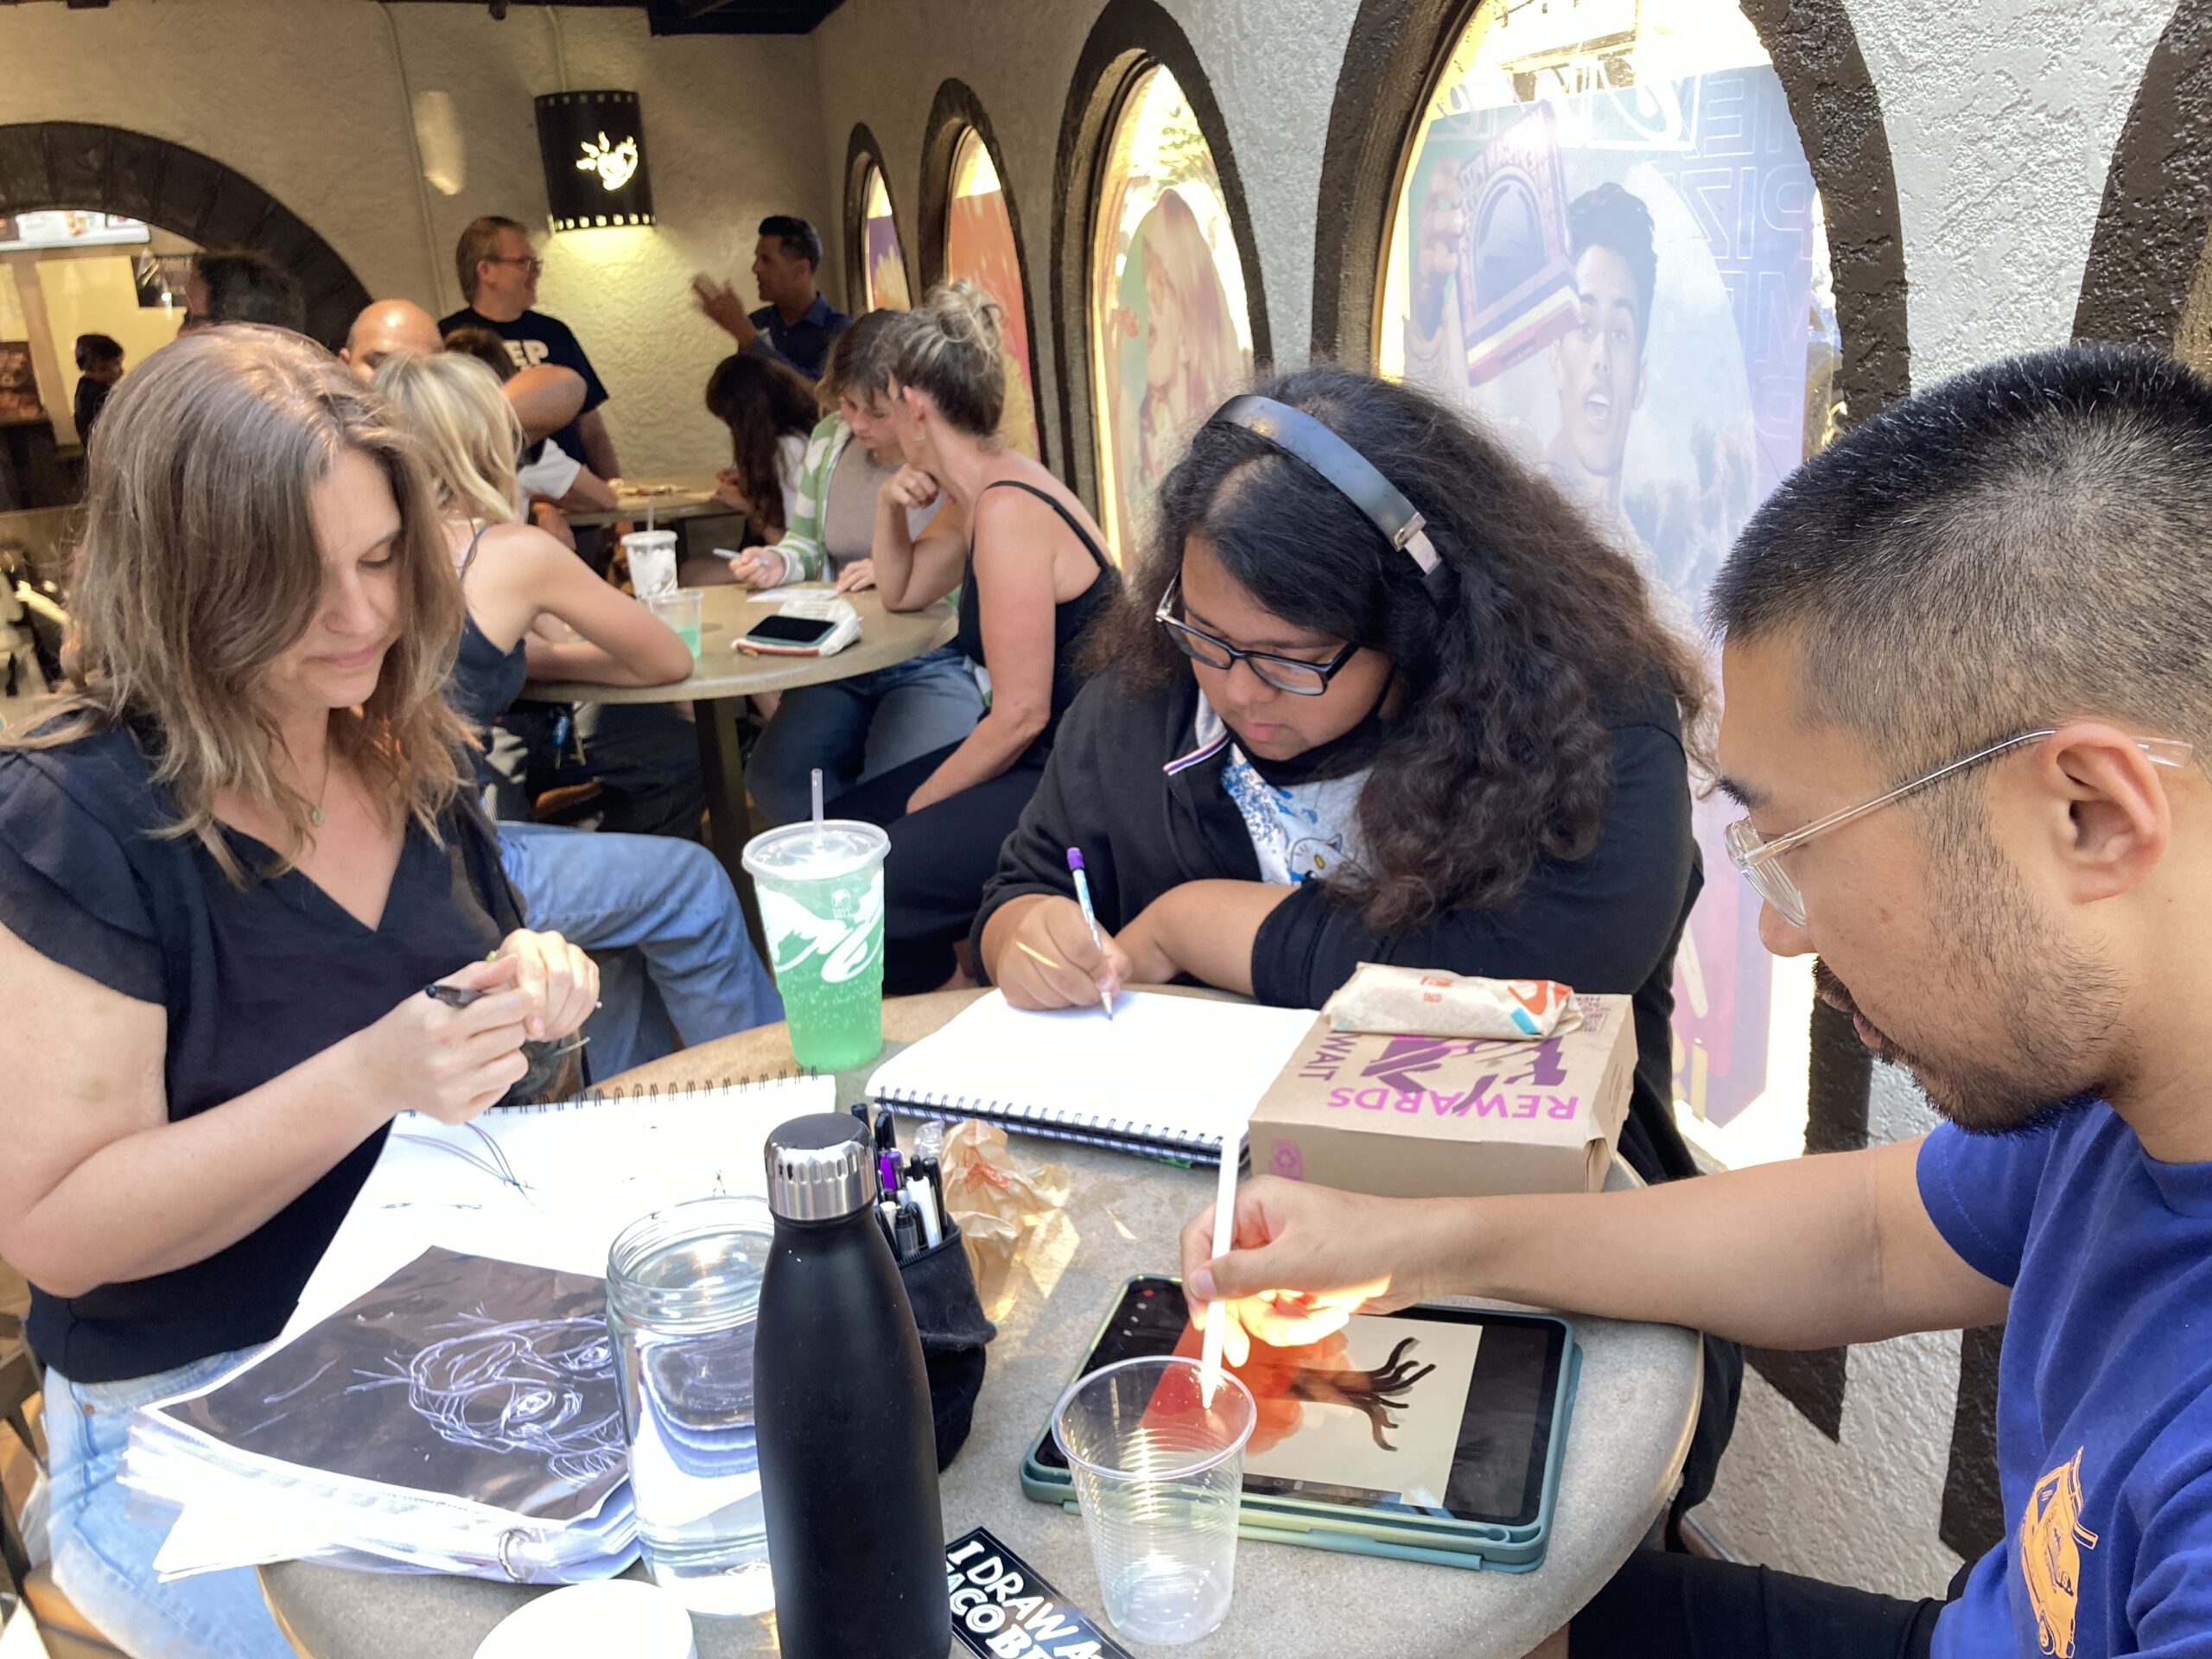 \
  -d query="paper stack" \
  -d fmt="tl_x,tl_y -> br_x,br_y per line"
122,1075 -> 832,1583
